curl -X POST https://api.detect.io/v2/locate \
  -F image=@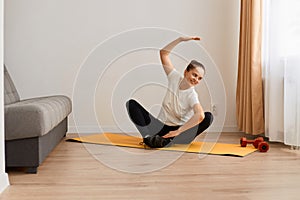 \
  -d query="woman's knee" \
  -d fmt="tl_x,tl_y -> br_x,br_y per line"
204,112 -> 213,125
126,99 -> 138,111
